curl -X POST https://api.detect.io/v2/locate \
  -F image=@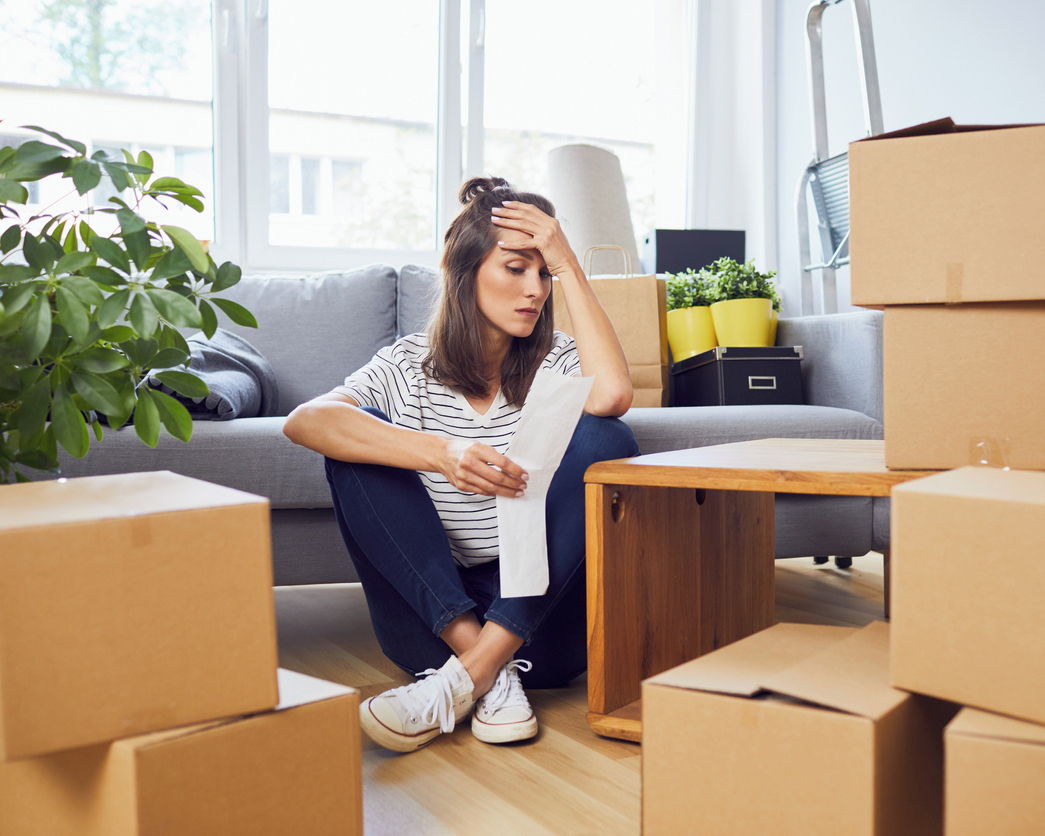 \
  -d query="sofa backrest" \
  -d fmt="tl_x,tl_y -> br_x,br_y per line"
397,264 -> 439,337
217,265 -> 398,416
